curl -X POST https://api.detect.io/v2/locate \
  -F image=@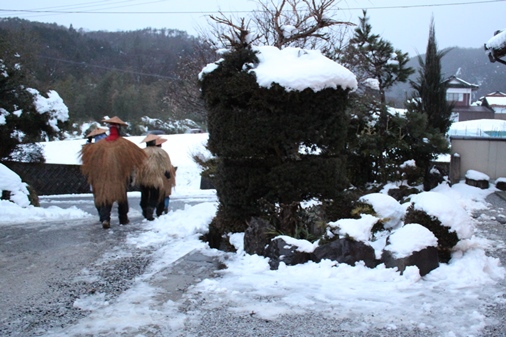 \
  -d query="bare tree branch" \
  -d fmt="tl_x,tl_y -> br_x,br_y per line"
205,0 -> 353,53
